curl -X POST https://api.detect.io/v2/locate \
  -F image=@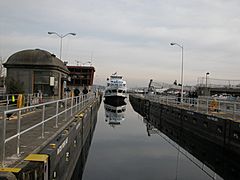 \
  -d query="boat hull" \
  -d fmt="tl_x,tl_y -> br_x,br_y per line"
104,96 -> 126,105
